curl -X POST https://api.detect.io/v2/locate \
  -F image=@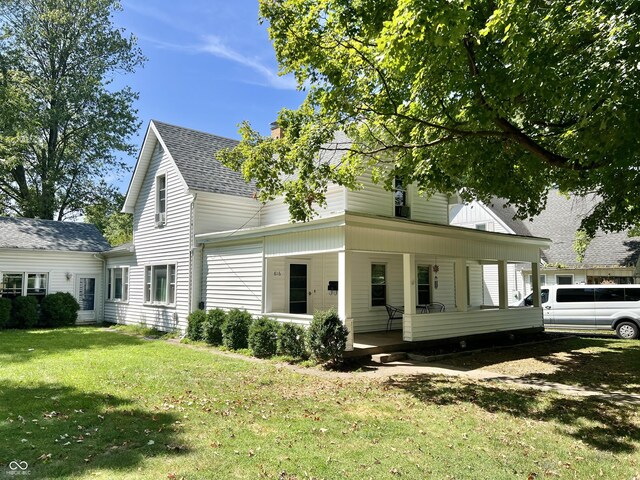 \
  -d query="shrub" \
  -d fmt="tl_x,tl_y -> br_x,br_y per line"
12,296 -> 40,329
278,322 -> 308,359
0,298 -> 12,329
307,309 -> 348,366
41,292 -> 79,327
222,309 -> 252,350
248,317 -> 280,358
186,309 -> 207,341
202,308 -> 226,345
